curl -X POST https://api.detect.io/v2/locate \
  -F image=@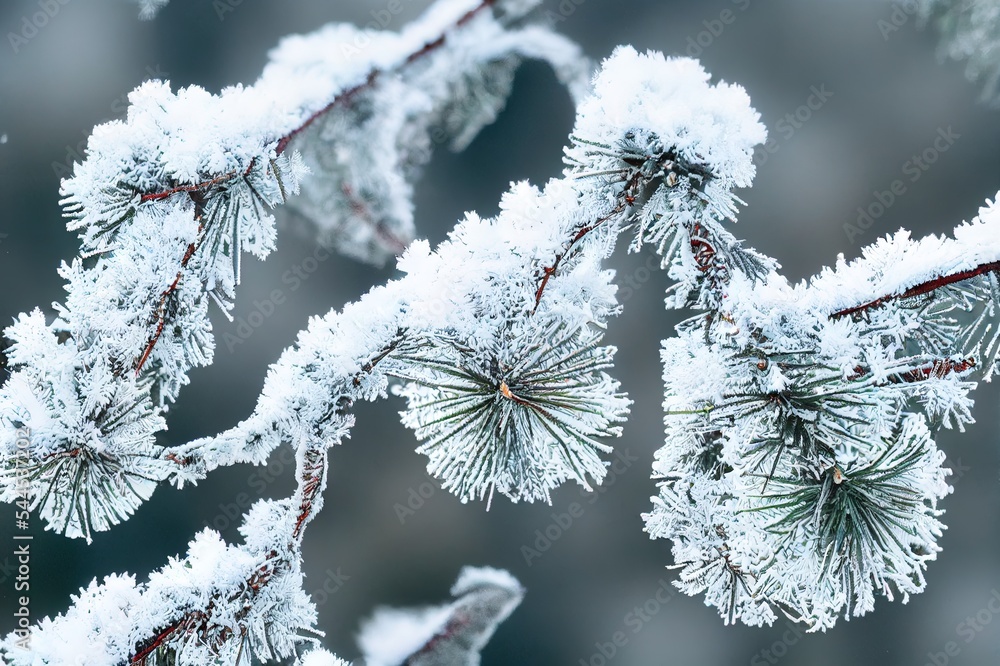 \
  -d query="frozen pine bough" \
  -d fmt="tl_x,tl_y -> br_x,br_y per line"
4,0 -> 589,543
358,567 -> 524,666
1,0 -> 584,663
3,0 -> 1000,662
